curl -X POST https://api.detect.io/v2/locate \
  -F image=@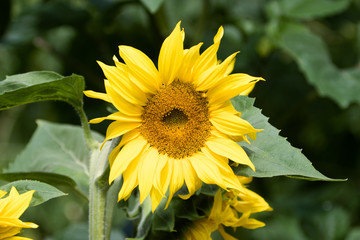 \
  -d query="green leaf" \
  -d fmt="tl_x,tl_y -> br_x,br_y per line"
133,197 -> 152,239
232,96 -> 340,181
171,198 -> 201,221
199,184 -> 219,196
277,0 -> 350,20
0,71 -> 84,111
5,120 -> 103,196
152,203 -> 175,231
0,180 -> 66,207
346,227 -> 360,240
271,22 -> 360,108
140,0 -> 164,13
0,172 -> 76,187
